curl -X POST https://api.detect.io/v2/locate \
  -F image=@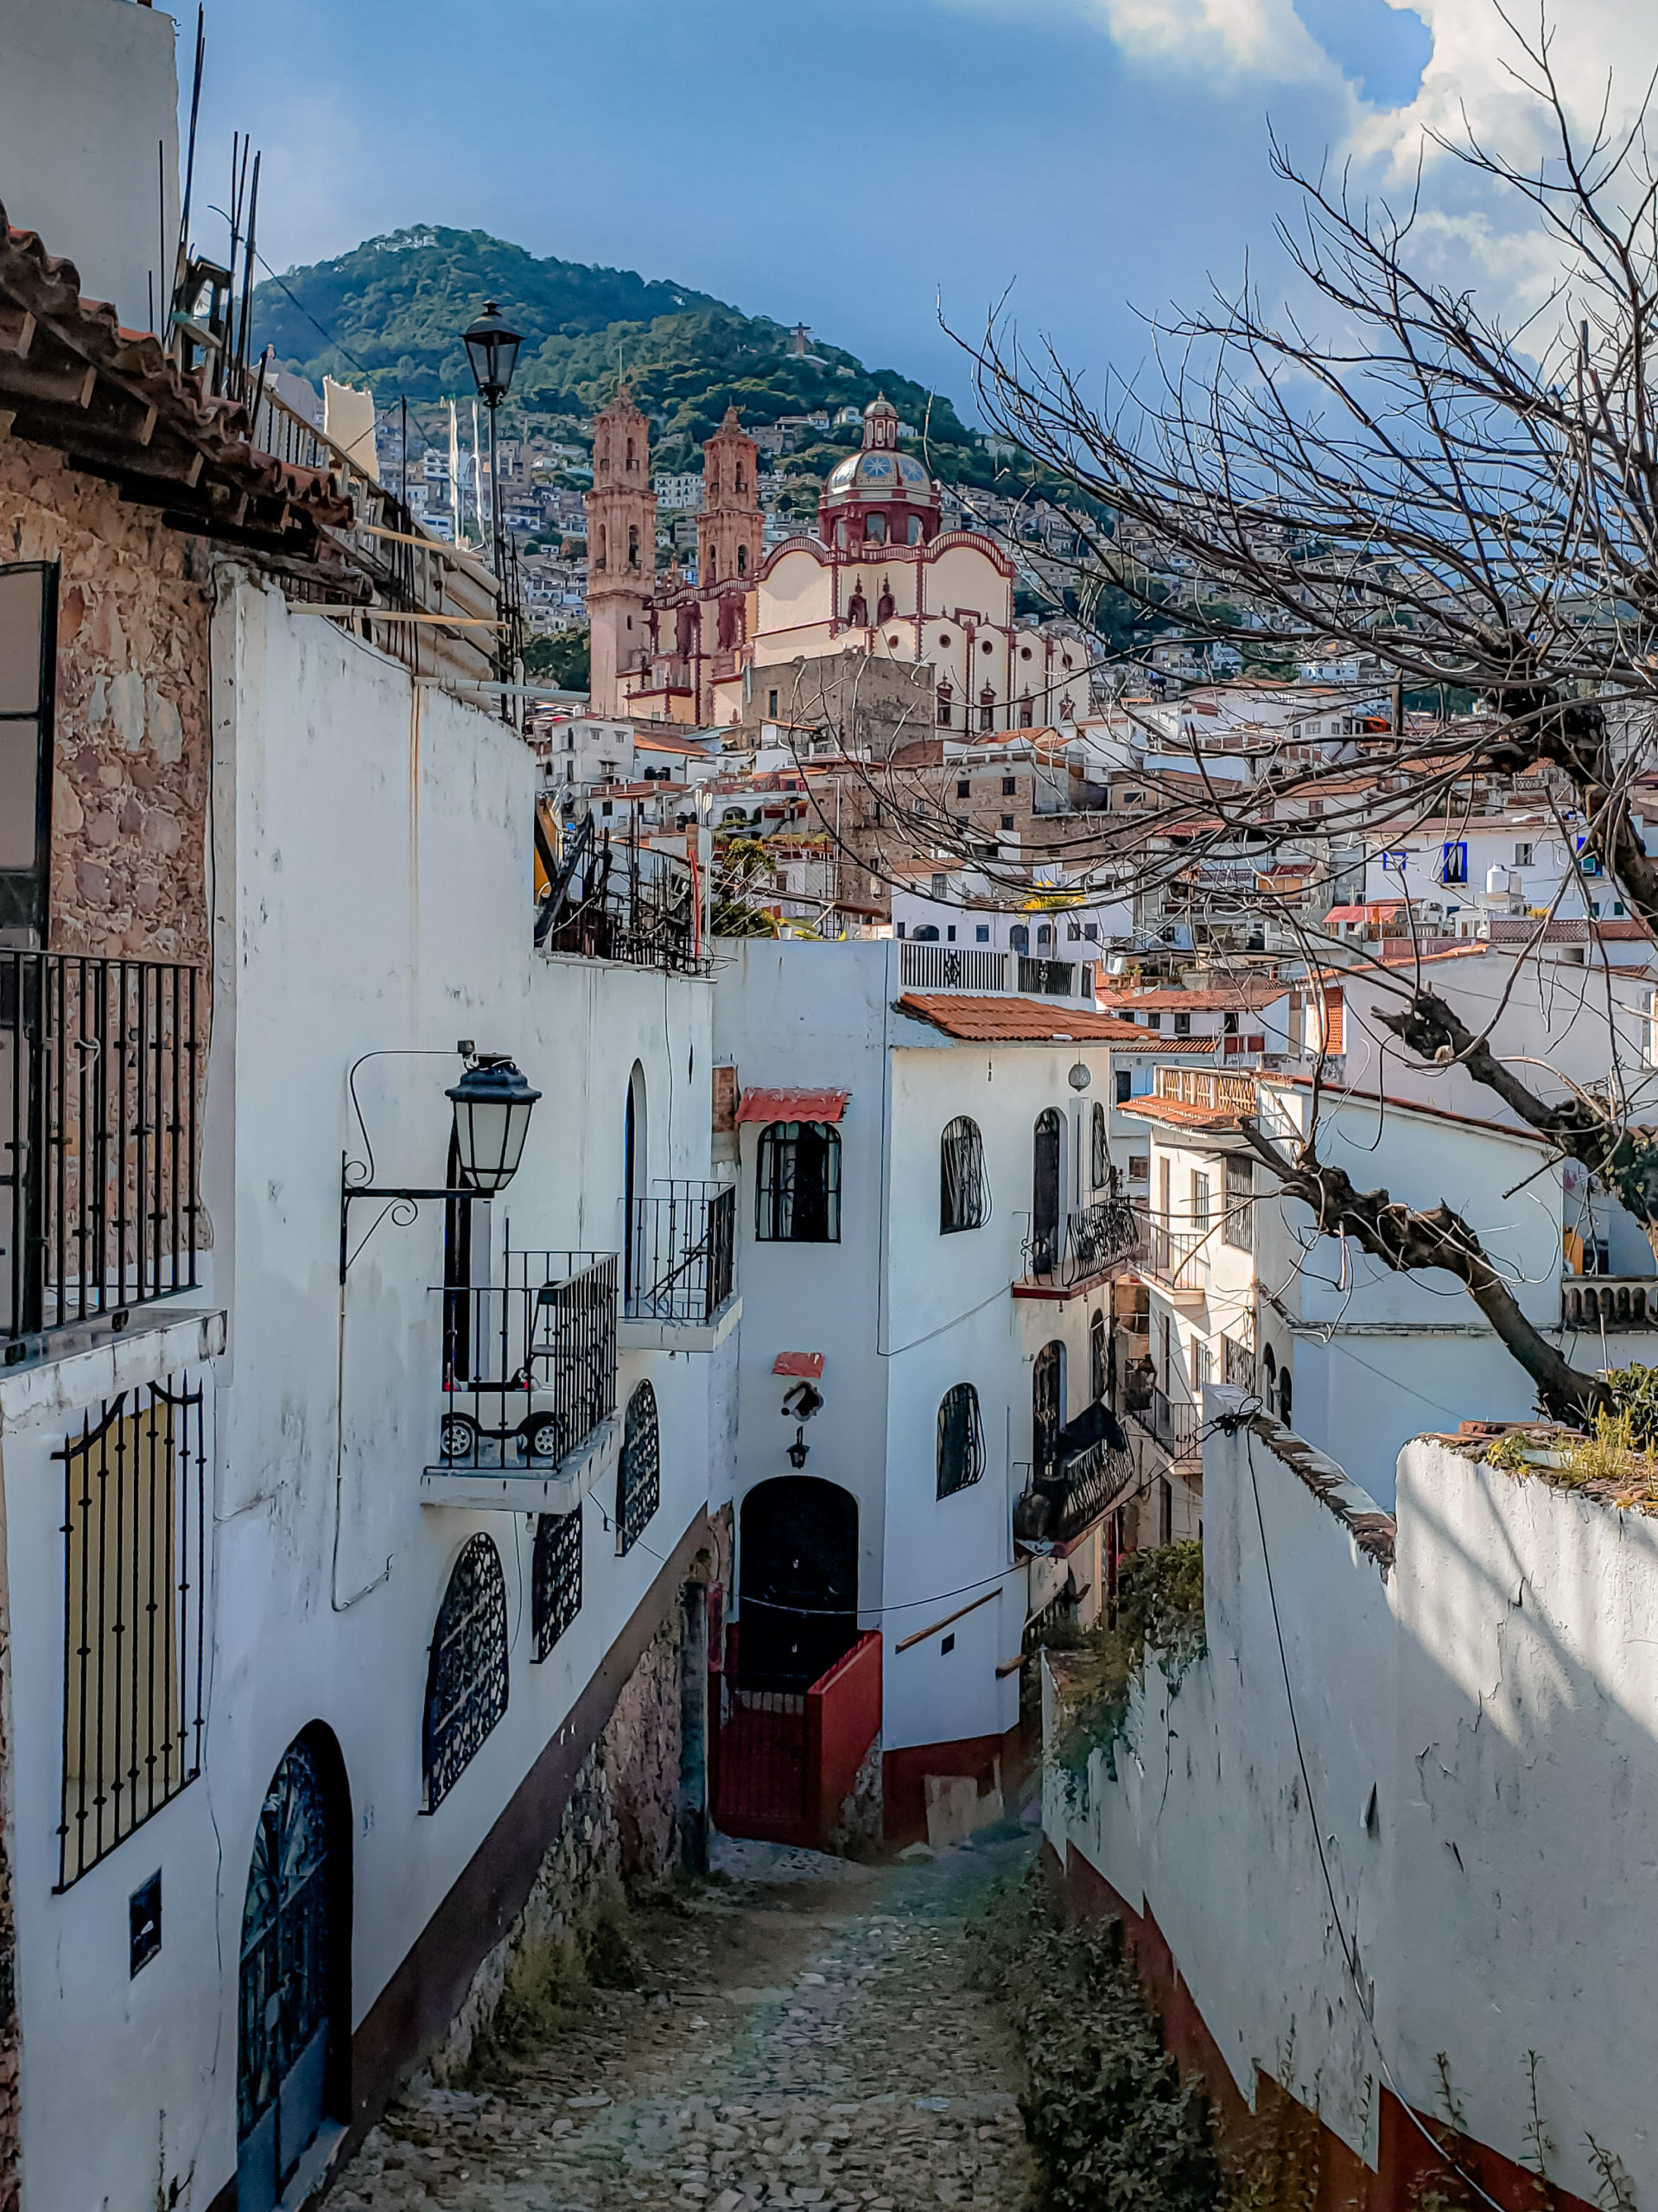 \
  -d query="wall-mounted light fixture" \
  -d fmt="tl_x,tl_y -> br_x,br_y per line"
340,1040 -> 541,1279
786,1427 -> 810,1469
